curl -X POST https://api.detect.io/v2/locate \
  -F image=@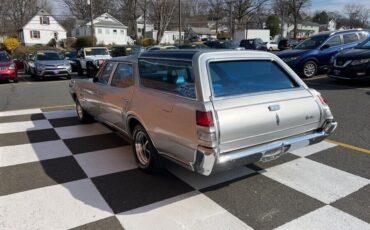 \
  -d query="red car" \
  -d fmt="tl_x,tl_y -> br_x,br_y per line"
0,51 -> 18,83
